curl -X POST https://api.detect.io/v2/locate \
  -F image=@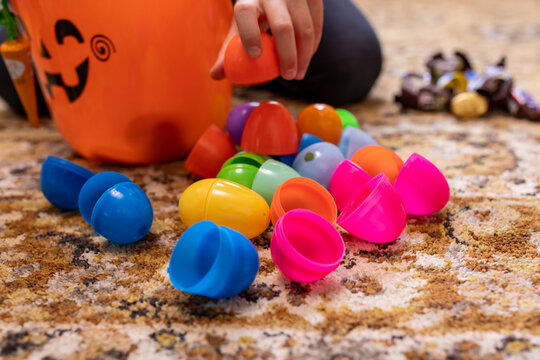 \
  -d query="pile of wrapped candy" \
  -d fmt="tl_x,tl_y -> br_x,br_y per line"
395,51 -> 540,121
